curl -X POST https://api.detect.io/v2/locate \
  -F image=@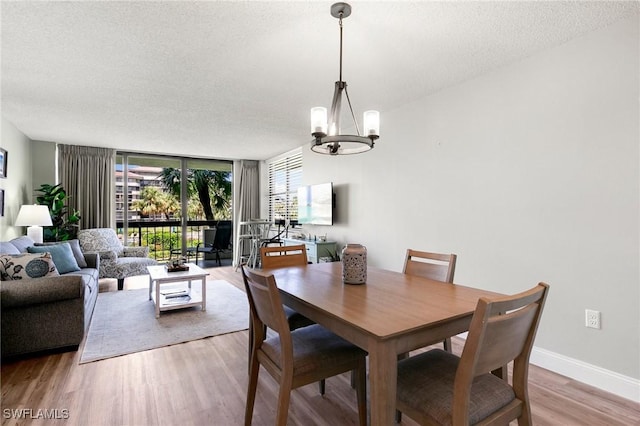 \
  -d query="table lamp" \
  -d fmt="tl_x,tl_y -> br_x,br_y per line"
15,204 -> 53,244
